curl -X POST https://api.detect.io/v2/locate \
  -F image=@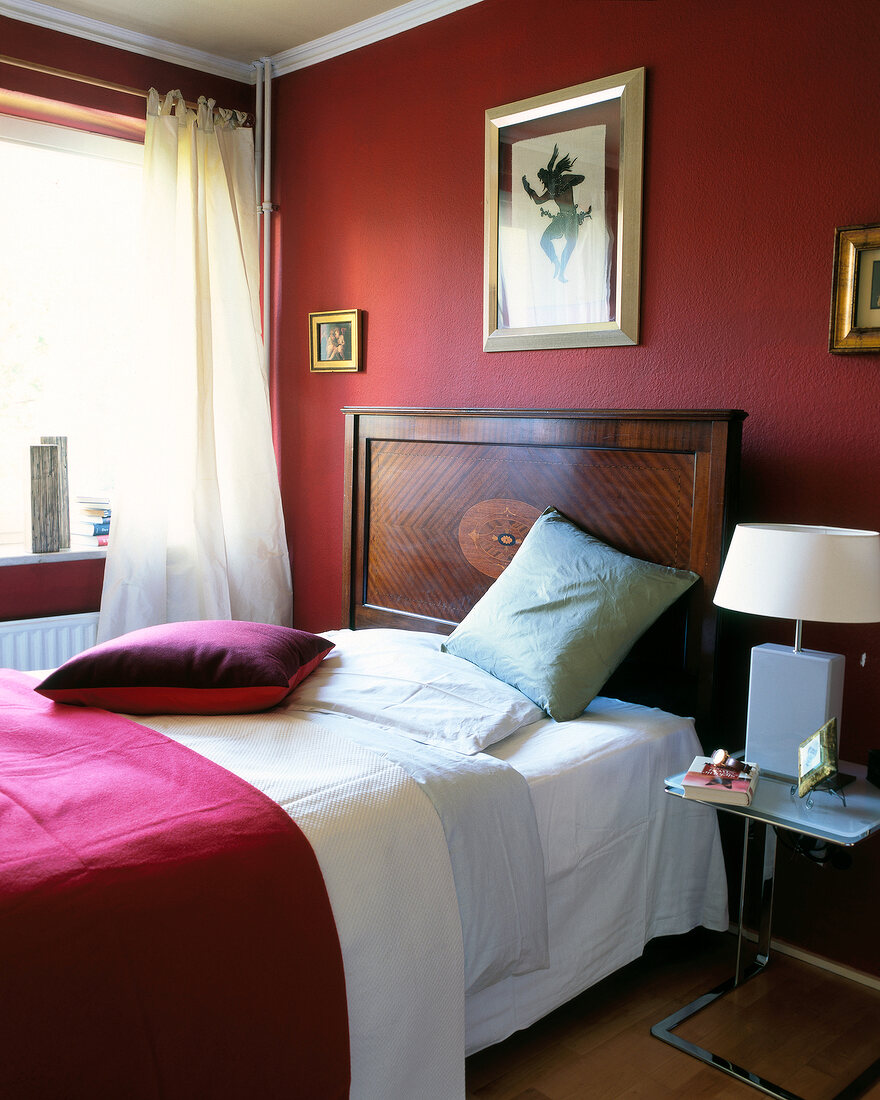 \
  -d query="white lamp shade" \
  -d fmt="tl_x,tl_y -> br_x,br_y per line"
713,523 -> 880,624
